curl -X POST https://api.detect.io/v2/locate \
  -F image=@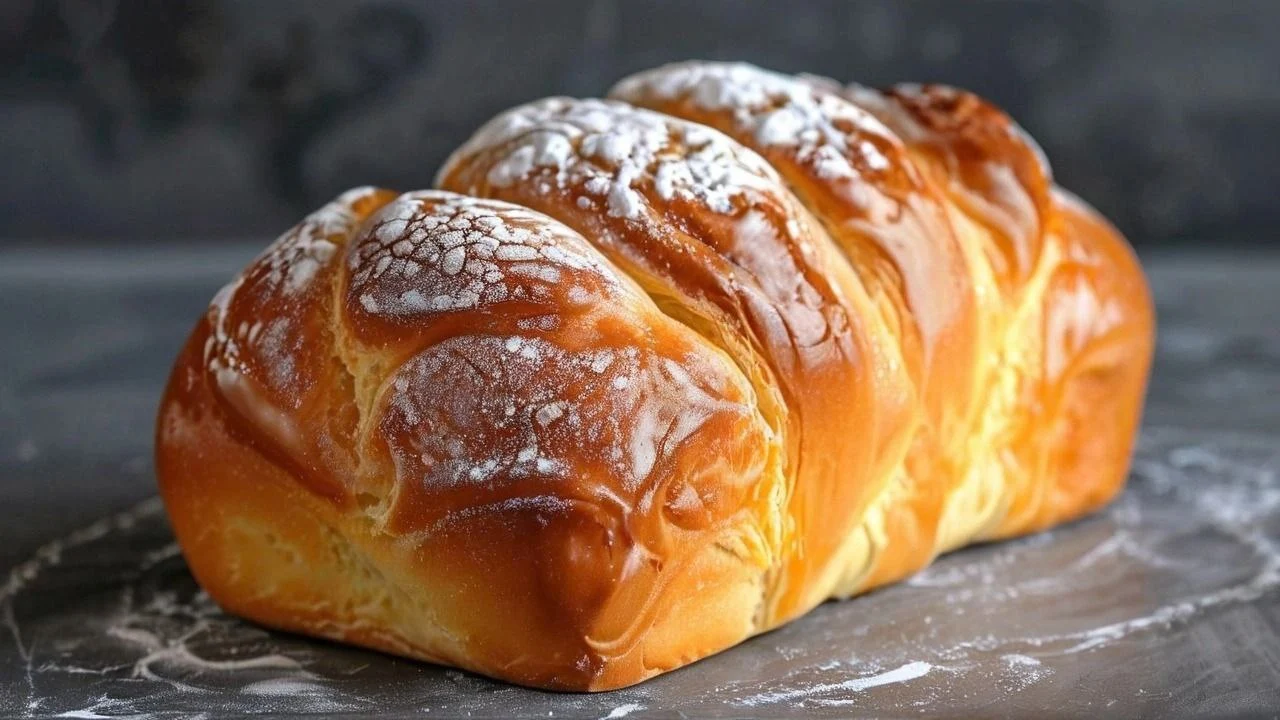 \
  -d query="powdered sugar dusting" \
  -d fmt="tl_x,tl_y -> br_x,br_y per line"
261,186 -> 378,297
203,274 -> 248,378
611,62 -> 895,183
349,191 -> 618,319
441,97 -> 783,221
256,316 -> 296,391
381,335 -> 750,496
202,187 -> 380,401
